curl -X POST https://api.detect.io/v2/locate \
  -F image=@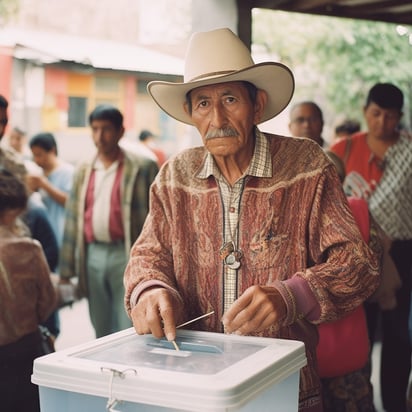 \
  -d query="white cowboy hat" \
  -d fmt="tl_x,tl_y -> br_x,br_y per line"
148,28 -> 295,126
